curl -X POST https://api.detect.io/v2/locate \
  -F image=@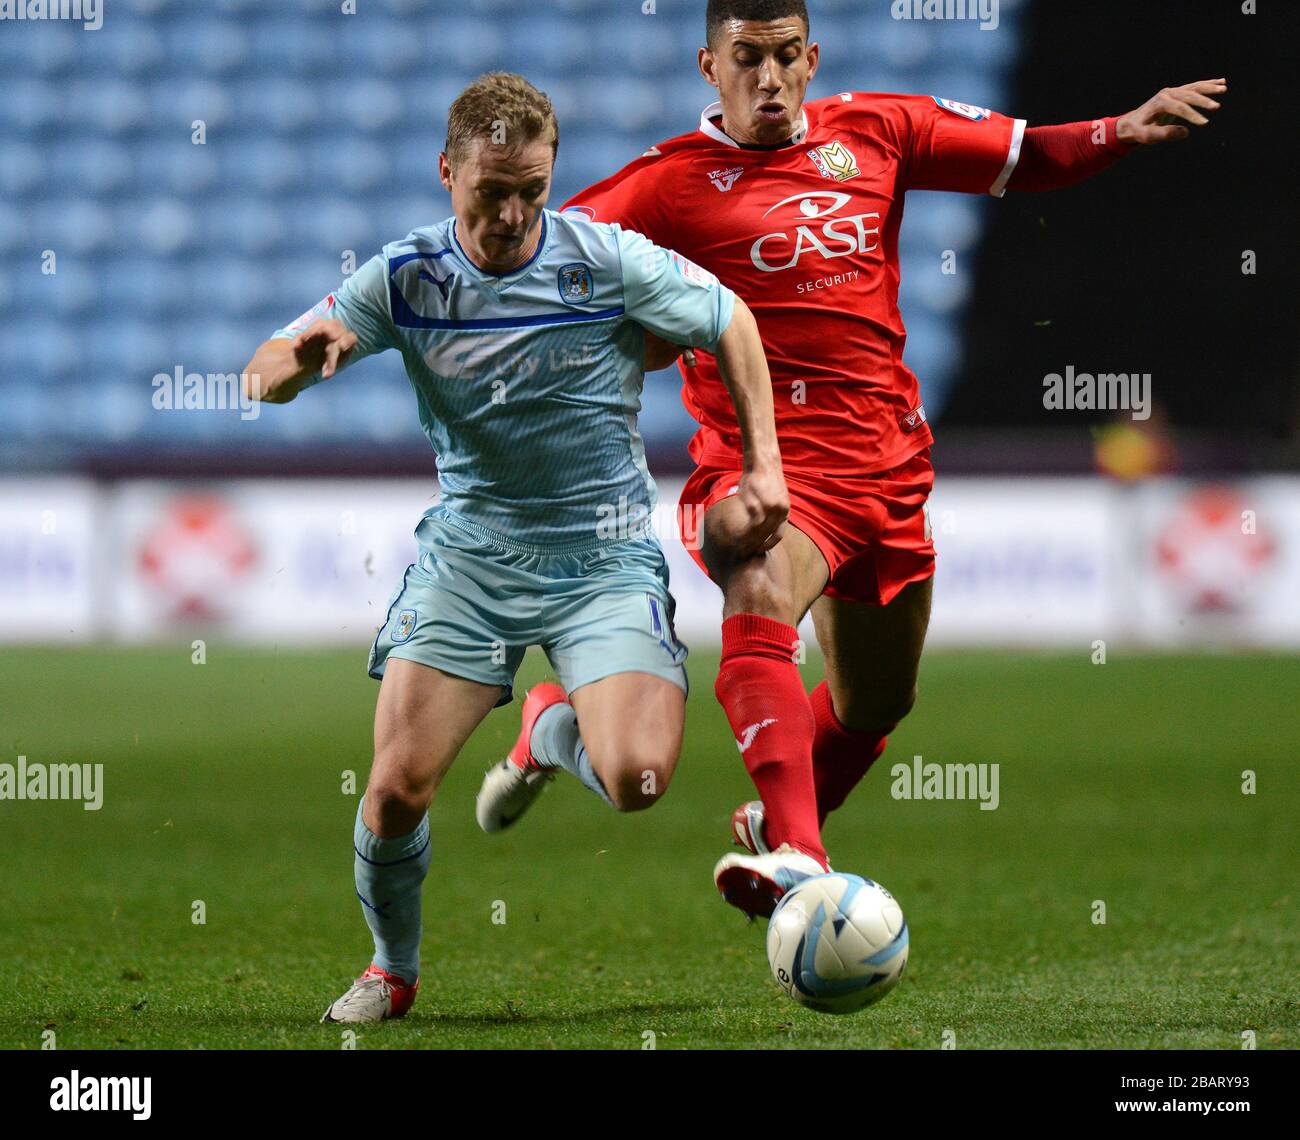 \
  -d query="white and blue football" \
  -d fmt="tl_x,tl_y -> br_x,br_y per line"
766,873 -> 909,1014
